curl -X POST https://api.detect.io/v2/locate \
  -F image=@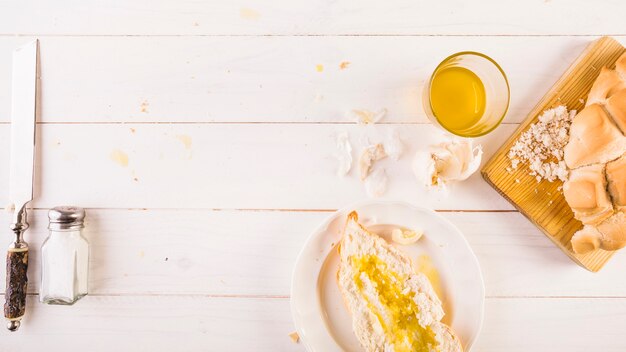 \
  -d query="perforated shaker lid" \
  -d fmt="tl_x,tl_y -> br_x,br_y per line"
48,206 -> 86,230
